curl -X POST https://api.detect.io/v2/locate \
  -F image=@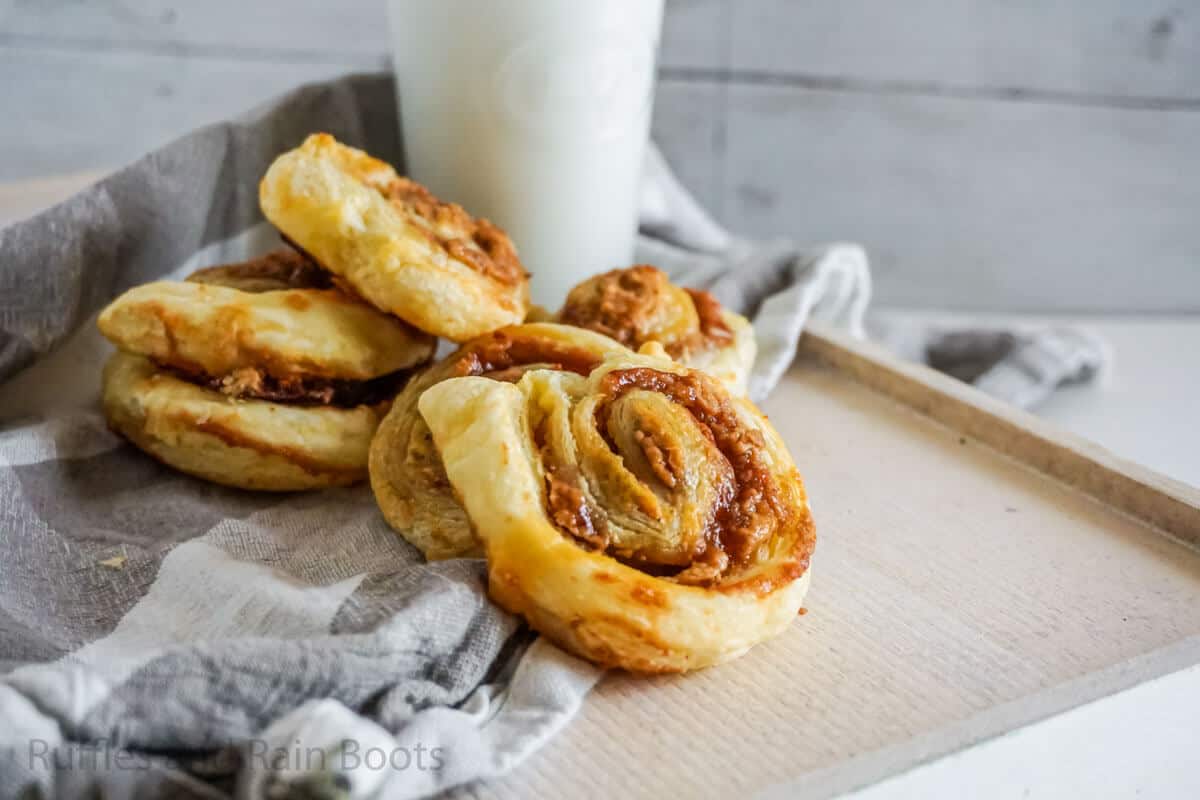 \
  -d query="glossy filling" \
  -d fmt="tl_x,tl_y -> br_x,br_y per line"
452,329 -> 606,380
558,265 -> 734,358
166,363 -> 420,407
538,366 -> 801,588
380,177 -> 527,287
